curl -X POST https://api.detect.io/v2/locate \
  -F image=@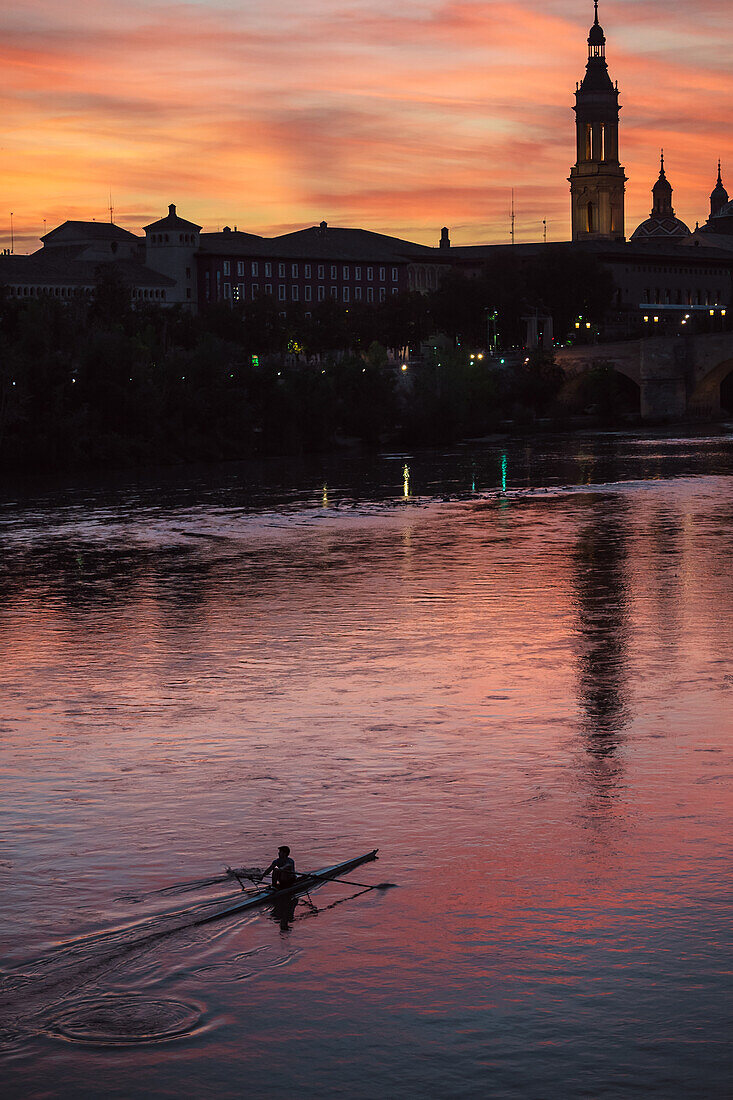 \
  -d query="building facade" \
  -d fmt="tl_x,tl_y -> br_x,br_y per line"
195,223 -> 430,312
0,221 -> 174,304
